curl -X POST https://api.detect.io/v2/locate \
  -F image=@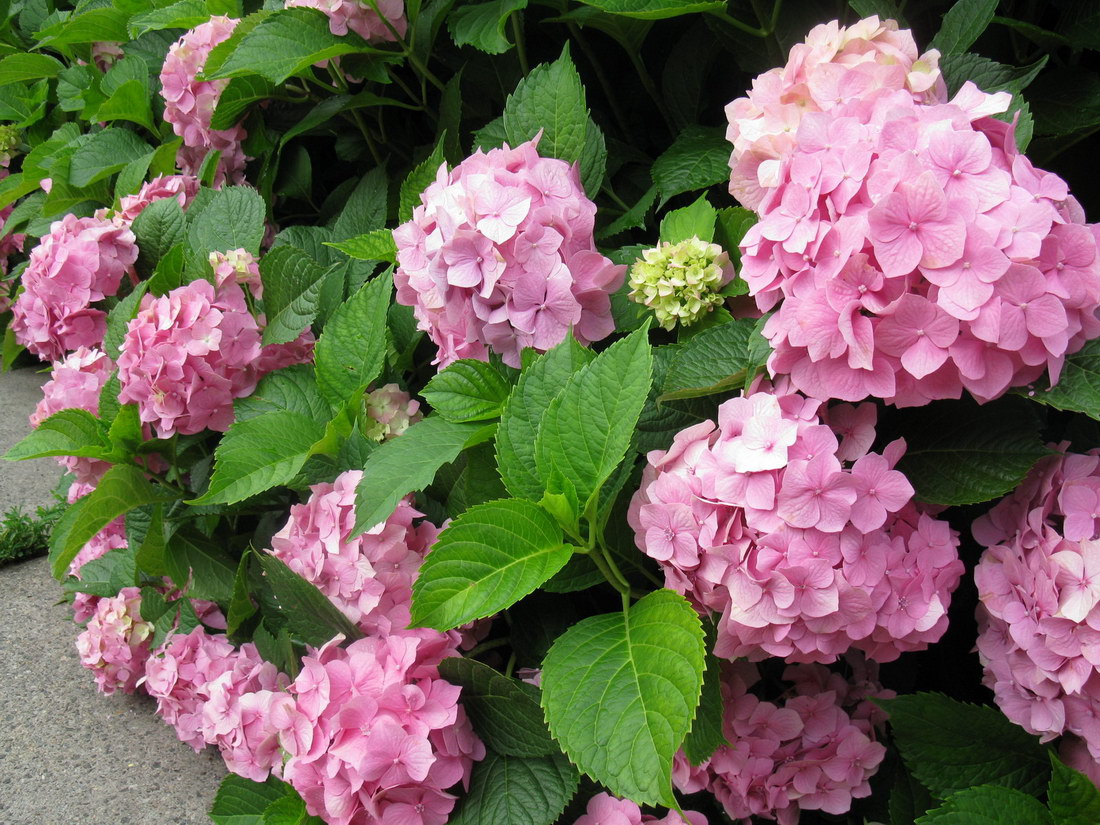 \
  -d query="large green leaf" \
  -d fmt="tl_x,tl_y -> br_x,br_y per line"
0,53 -> 64,86
681,640 -> 726,765
205,8 -> 386,84
314,274 -> 391,407
257,554 -> 364,646
651,126 -> 731,206
916,786 -> 1053,825
3,408 -> 110,461
449,750 -> 579,825
497,336 -> 594,501
930,0 -> 998,55
411,498 -> 574,630
48,465 -> 179,579
1019,338 -> 1100,419
210,75 -> 276,131
68,128 -> 151,187
895,399 -> 1052,506
164,529 -> 237,603
437,657 -> 558,757
326,229 -> 397,263
660,317 -> 769,400
259,245 -> 335,346
881,693 -> 1051,799
189,410 -> 327,505
352,416 -> 486,535
572,0 -> 723,19
234,365 -> 331,422
448,0 -> 529,54
541,589 -> 705,806
132,196 -> 186,276
502,45 -> 606,197
210,775 -> 291,825
1048,753 -> 1100,825
534,324 -> 652,509
423,359 -> 513,423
